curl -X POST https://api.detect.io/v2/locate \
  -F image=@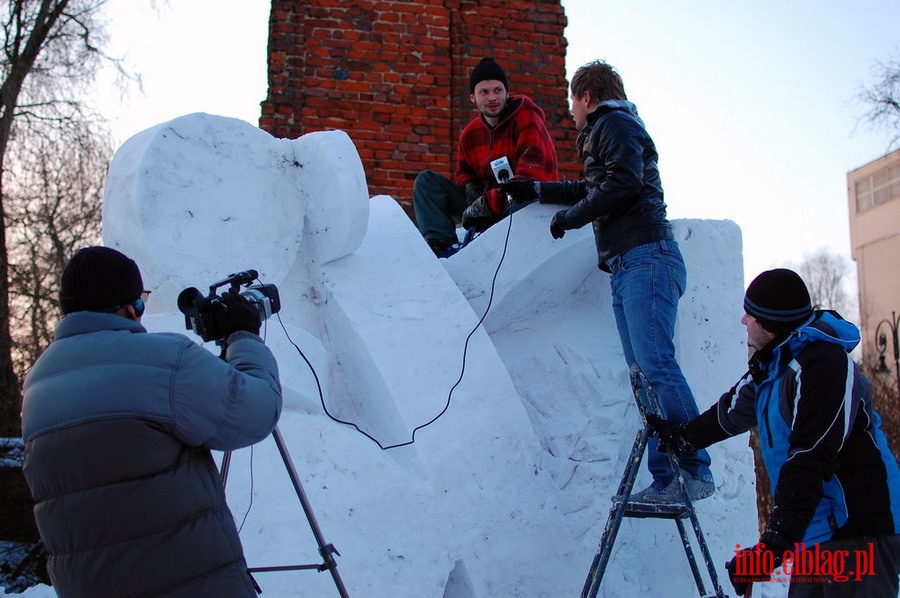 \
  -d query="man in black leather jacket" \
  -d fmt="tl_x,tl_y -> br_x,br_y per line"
502,60 -> 713,504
